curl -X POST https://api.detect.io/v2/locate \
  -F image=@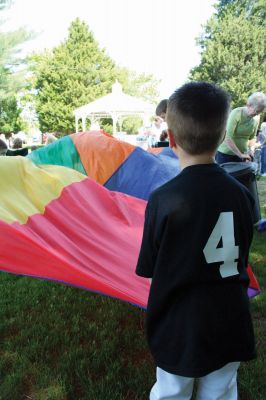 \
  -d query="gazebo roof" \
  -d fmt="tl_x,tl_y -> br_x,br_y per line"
74,81 -> 154,119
